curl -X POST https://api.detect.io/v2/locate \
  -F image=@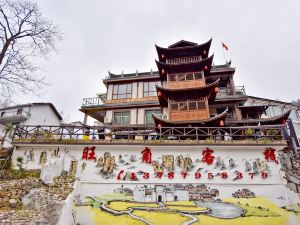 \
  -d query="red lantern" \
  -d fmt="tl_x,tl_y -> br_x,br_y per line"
161,54 -> 165,58
204,65 -> 208,71
214,87 -> 219,93
157,90 -> 162,97
162,69 -> 165,74
158,123 -> 162,128
203,50 -> 207,55
219,120 -> 224,126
